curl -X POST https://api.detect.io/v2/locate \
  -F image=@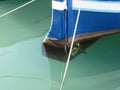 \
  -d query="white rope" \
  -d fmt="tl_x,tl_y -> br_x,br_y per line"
0,0 -> 36,18
60,2 -> 81,90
